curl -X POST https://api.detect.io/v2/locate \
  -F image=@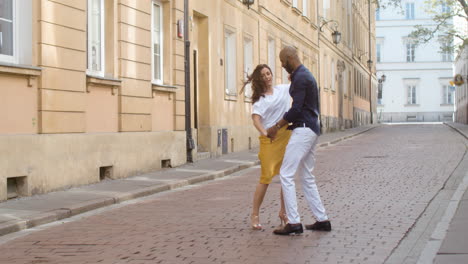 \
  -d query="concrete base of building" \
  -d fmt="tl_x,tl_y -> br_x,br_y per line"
0,131 -> 186,201
377,111 -> 454,123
